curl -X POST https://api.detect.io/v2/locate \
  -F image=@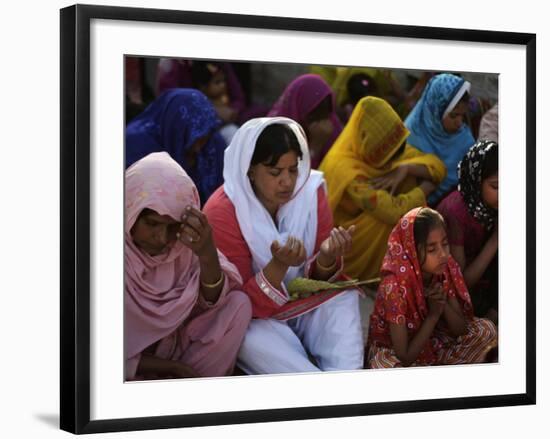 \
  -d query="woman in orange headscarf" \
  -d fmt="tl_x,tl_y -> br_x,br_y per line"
319,96 -> 446,281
